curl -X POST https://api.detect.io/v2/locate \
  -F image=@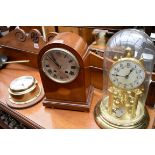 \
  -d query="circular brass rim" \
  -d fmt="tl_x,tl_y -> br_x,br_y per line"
9,76 -> 35,92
